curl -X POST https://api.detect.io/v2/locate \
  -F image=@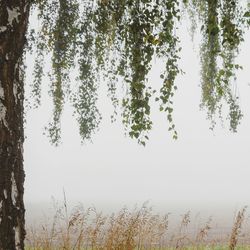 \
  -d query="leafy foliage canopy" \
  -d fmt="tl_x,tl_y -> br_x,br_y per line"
28,0 -> 250,145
